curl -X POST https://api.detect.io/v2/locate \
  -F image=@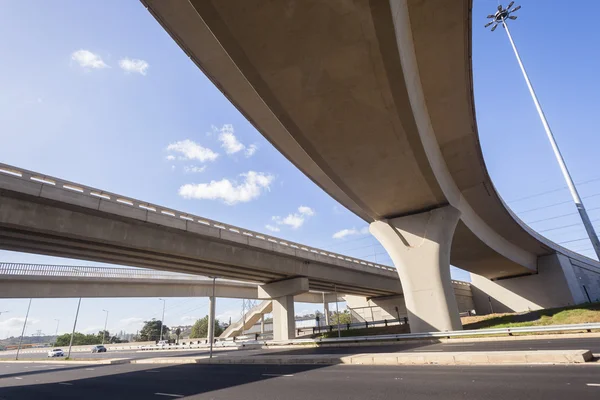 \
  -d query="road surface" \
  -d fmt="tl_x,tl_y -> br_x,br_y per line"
0,362 -> 599,399
2,336 -> 599,361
